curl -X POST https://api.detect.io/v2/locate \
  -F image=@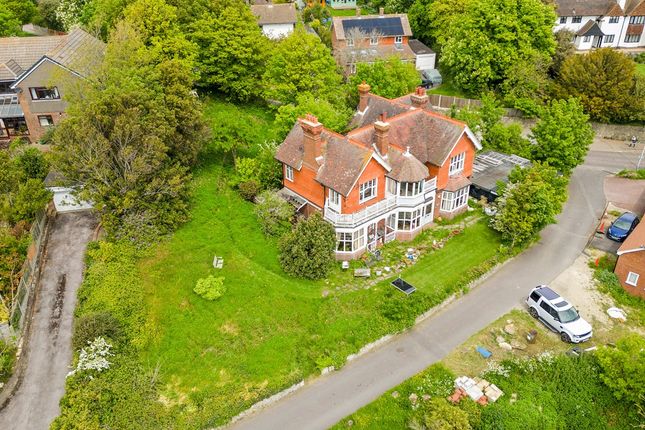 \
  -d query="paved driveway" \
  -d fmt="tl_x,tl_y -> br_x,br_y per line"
0,212 -> 96,430
229,156 -> 615,430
